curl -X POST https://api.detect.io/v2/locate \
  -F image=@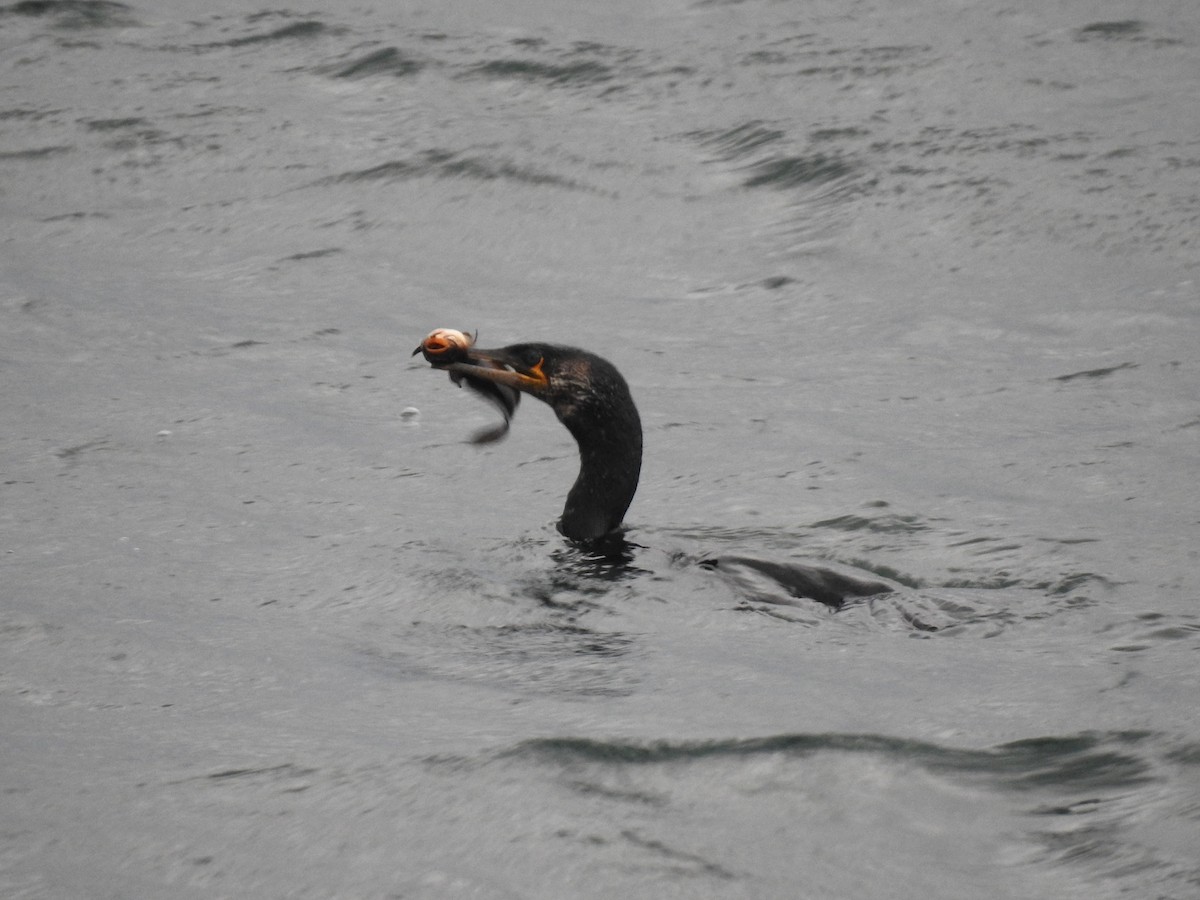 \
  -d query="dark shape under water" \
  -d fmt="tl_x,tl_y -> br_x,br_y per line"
699,556 -> 893,609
